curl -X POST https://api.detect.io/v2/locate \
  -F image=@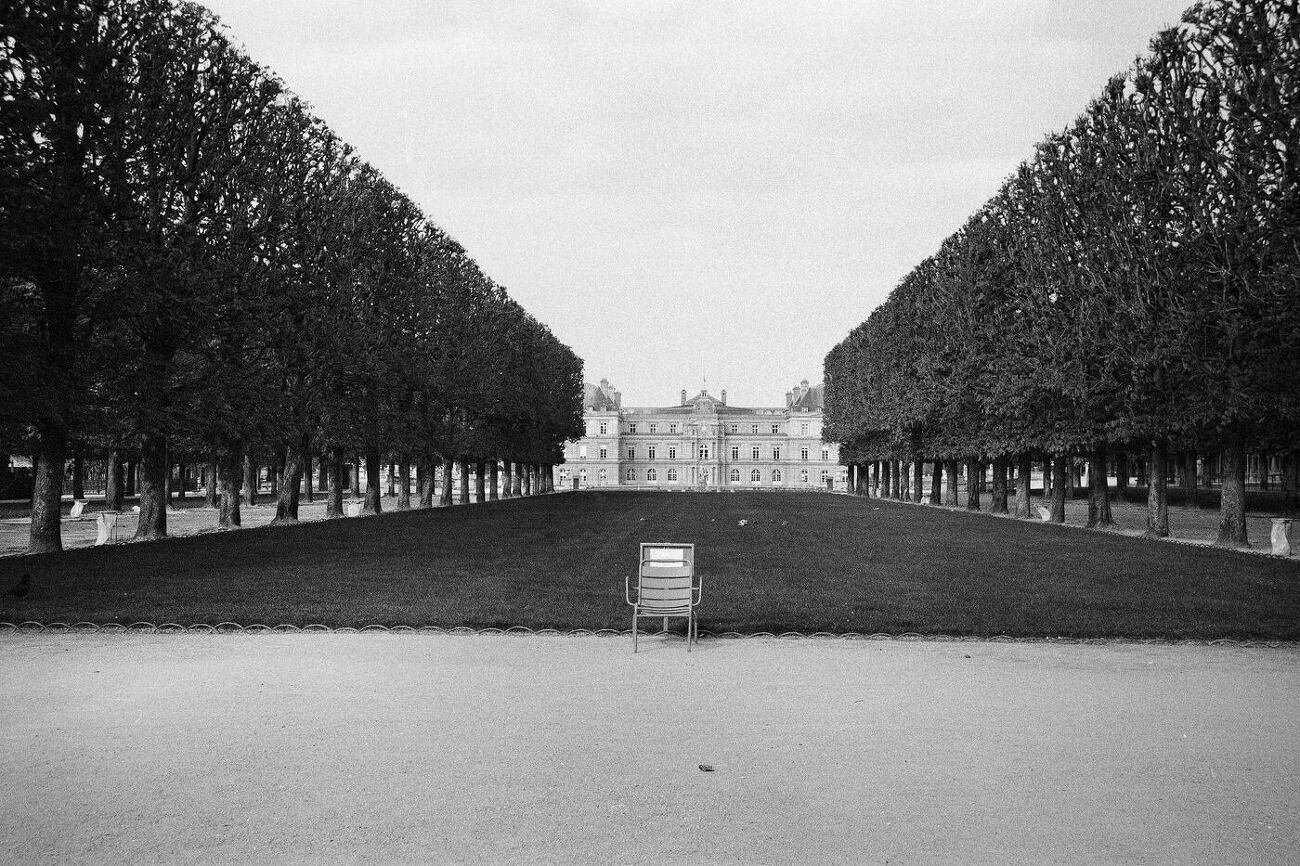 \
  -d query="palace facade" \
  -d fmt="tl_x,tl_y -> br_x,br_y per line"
554,379 -> 846,490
